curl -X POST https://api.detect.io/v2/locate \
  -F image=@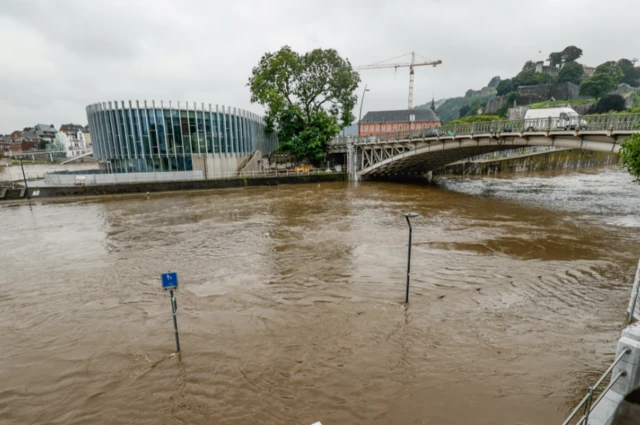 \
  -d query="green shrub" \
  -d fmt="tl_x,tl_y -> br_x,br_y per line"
620,134 -> 640,181
448,115 -> 501,125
